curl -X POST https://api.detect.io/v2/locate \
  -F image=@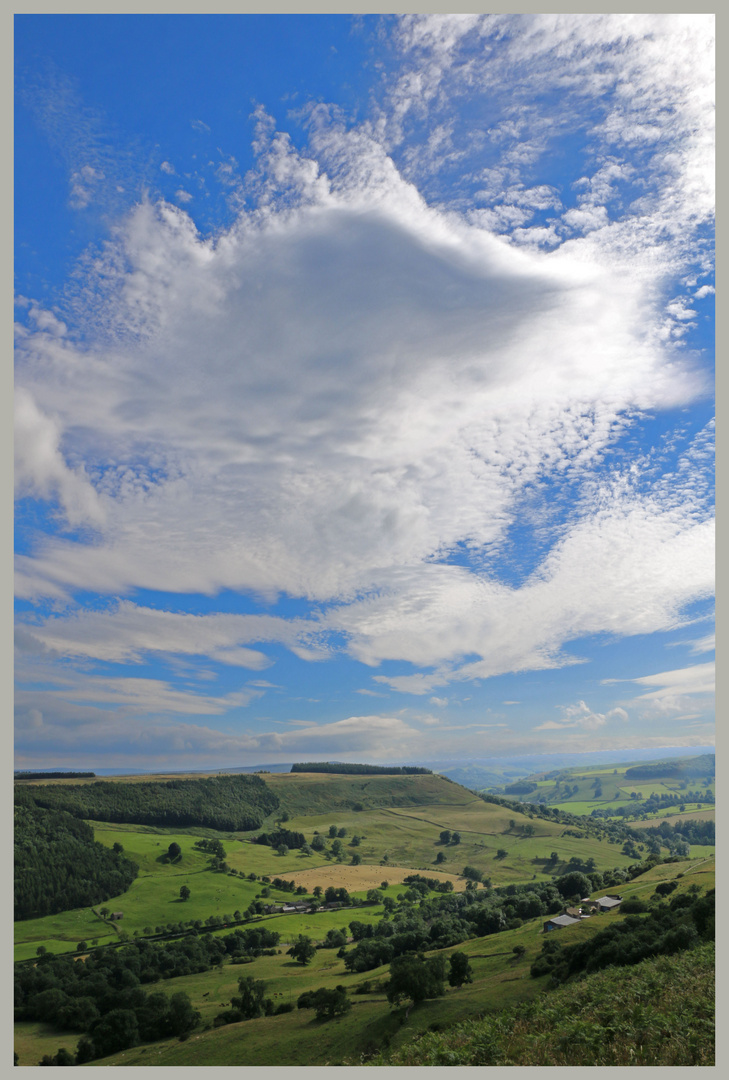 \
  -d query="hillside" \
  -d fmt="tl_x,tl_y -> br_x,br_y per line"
485,753 -> 715,822
13,765 -> 716,1066
261,770 -> 468,817
366,942 -> 715,1066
